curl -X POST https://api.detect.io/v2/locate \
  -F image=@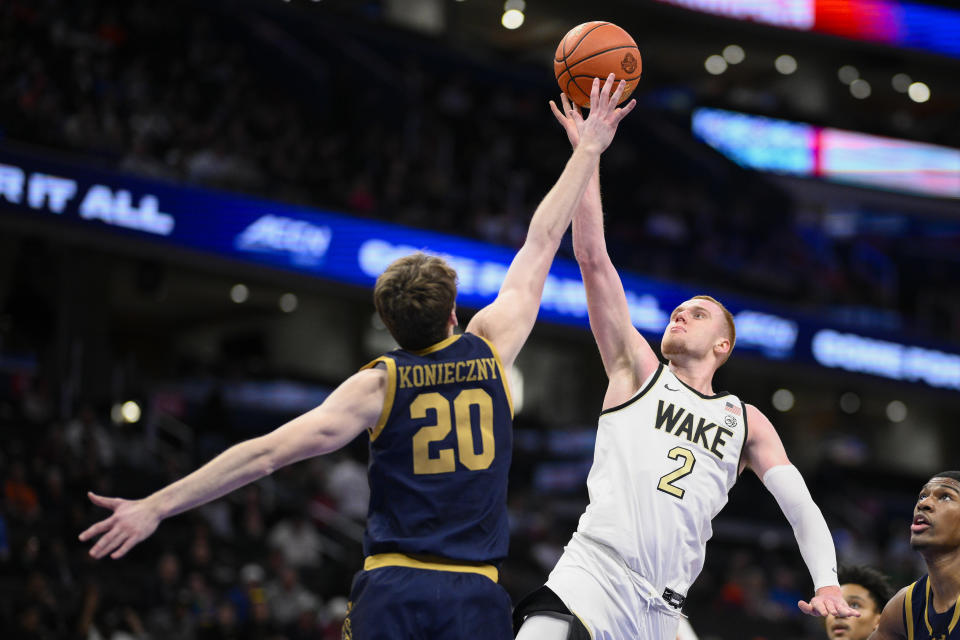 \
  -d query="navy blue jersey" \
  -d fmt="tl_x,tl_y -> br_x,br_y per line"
360,333 -> 513,565
904,575 -> 960,640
